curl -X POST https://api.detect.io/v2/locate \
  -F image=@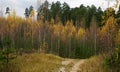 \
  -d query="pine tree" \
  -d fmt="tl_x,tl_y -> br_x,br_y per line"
24,8 -> 29,18
0,36 -> 16,71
